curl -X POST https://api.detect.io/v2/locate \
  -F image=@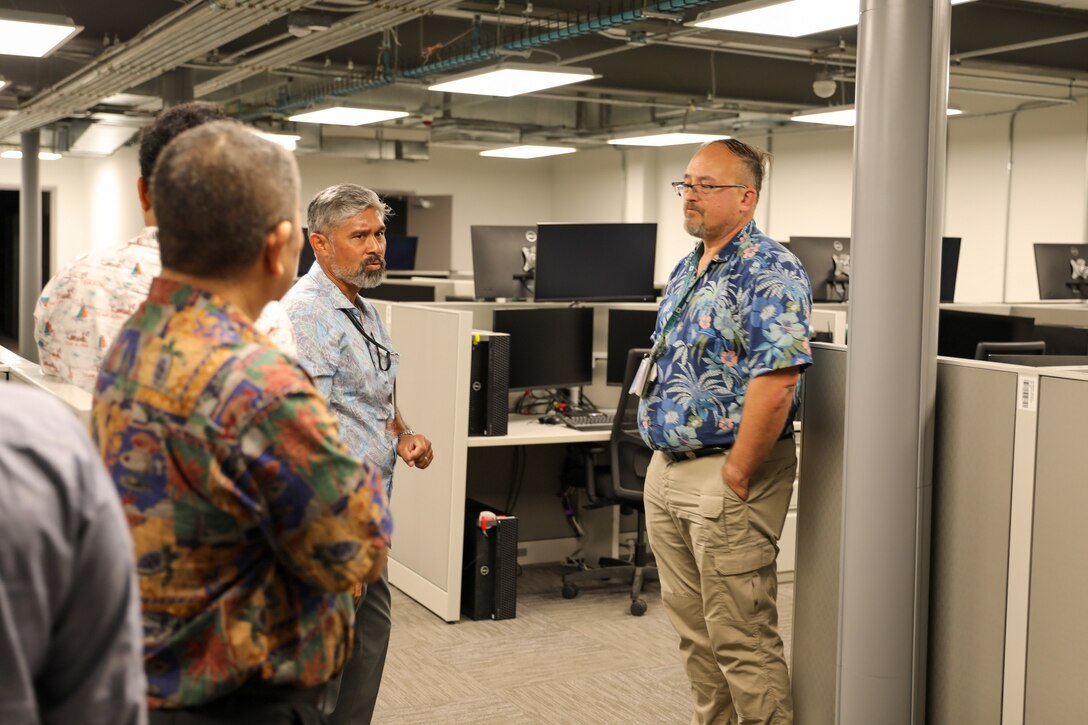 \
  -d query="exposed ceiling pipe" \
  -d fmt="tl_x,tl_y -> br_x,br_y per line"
0,0 -> 309,139
195,0 -> 463,98
951,30 -> 1088,62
